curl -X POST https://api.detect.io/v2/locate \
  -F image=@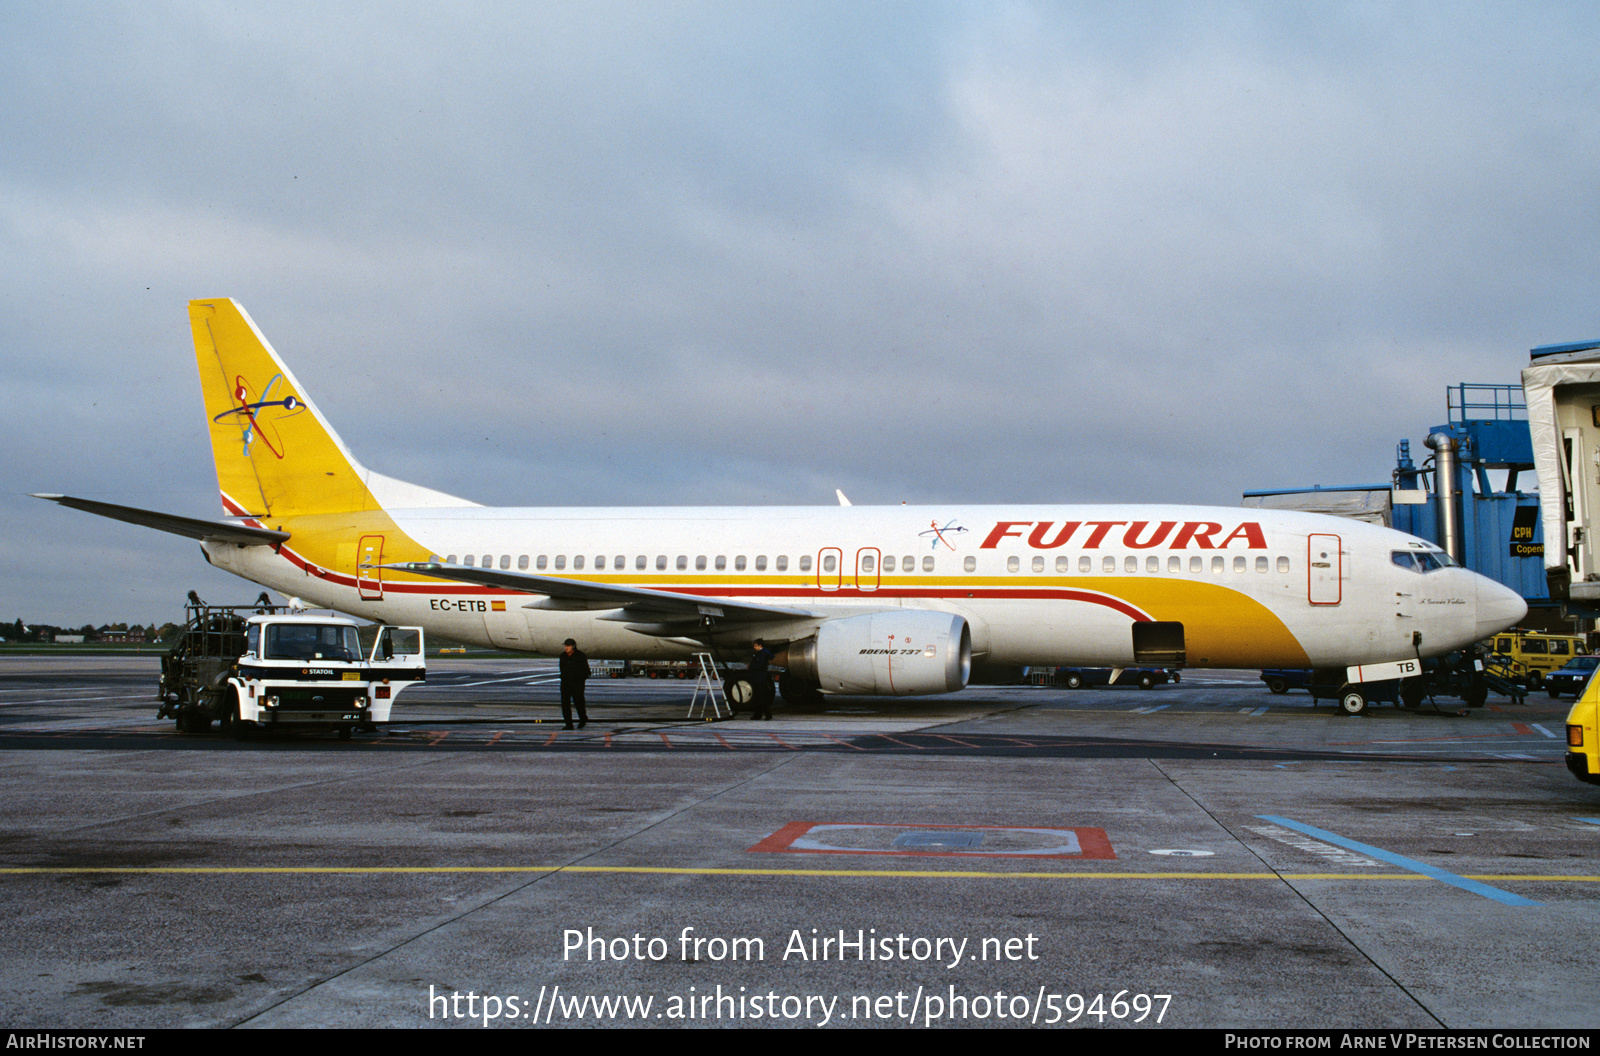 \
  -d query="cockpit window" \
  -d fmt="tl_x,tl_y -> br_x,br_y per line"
1393,549 -> 1456,573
